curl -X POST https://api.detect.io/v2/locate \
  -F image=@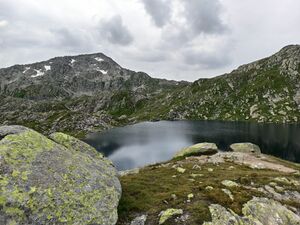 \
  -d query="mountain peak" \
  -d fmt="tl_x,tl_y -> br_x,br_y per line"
279,44 -> 300,52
